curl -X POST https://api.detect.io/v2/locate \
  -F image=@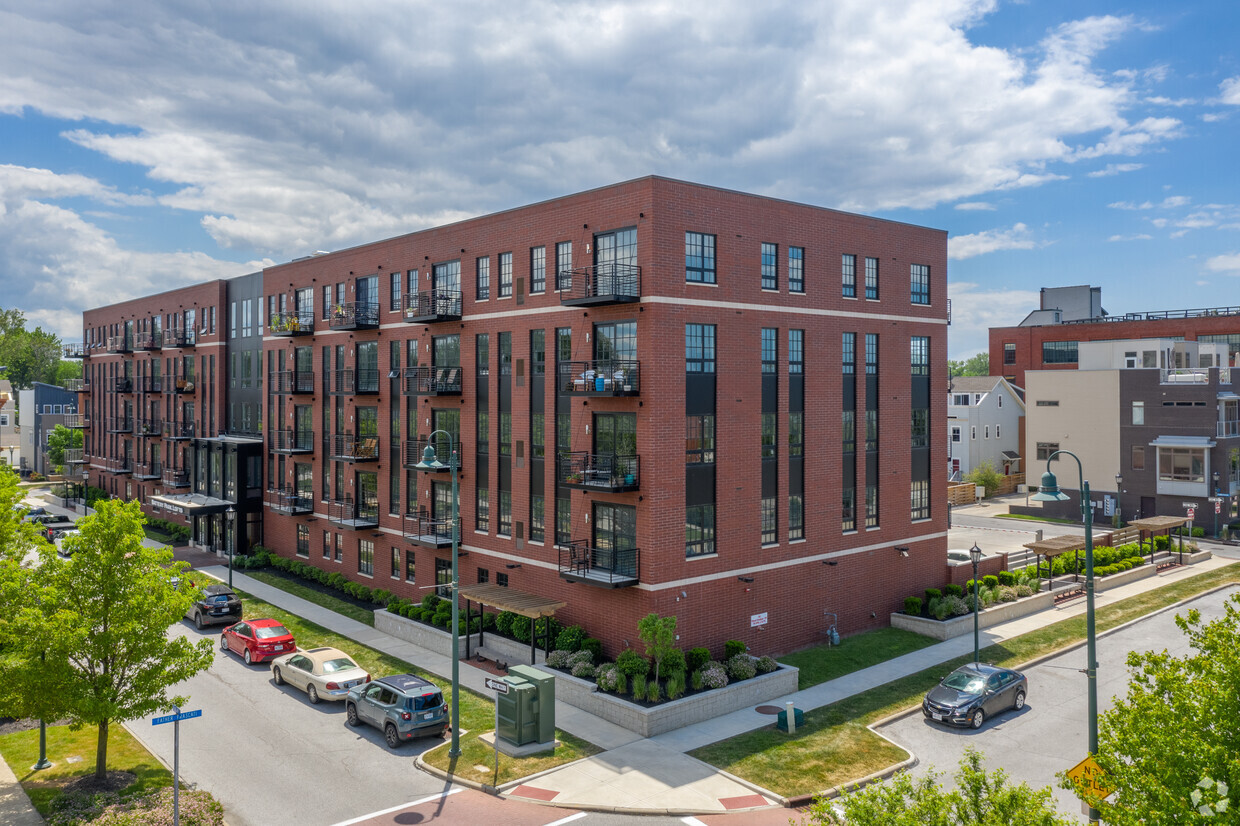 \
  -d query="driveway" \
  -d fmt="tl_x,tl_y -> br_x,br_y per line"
877,584 -> 1240,820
